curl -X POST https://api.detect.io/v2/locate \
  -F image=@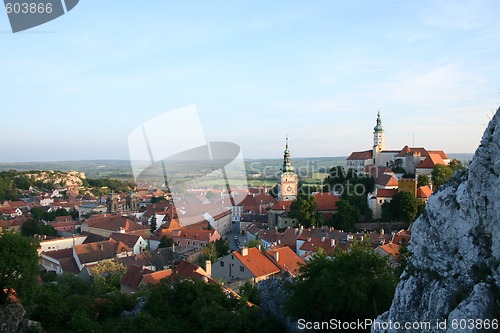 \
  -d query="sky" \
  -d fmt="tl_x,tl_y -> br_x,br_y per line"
1,0 -> 499,162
